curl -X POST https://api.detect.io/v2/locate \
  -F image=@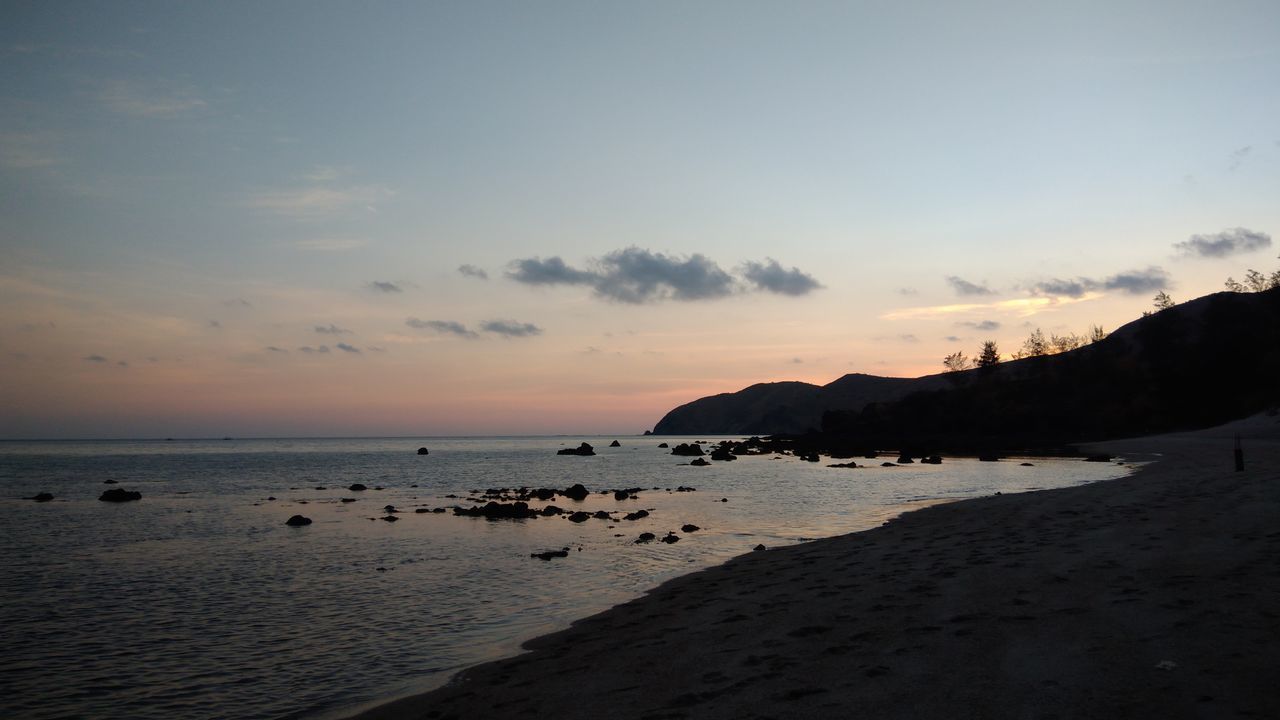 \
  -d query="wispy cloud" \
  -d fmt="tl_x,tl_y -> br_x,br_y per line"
507,247 -> 819,303
335,342 -> 361,354
84,354 -> 108,363
297,345 -> 331,354
265,346 -> 288,353
314,324 -> 351,335
0,132 -> 64,169
223,298 -> 253,309
406,318 -> 478,338
249,185 -> 390,219
367,281 -> 402,293
458,264 -> 489,280
98,79 -> 206,118
1227,145 -> 1251,171
946,276 -> 996,296
958,320 -> 1001,331
481,319 -> 543,338
1173,227 -> 1271,258
1030,266 -> 1170,298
